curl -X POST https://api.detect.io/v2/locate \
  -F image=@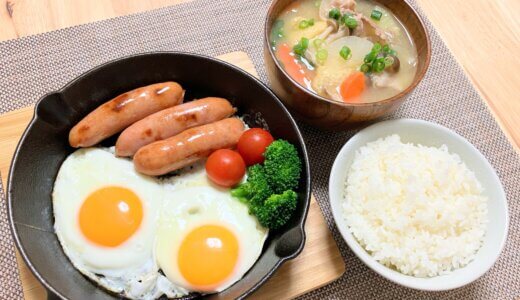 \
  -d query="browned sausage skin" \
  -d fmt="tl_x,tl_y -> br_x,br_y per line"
134,118 -> 245,176
115,97 -> 235,157
69,82 -> 184,148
